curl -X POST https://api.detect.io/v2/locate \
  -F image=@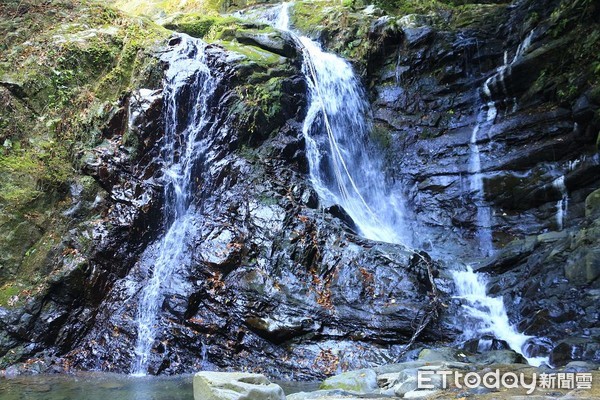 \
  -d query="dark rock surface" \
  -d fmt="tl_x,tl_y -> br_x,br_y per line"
0,0 -> 599,379
365,0 -> 600,366
54,38 -> 459,378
